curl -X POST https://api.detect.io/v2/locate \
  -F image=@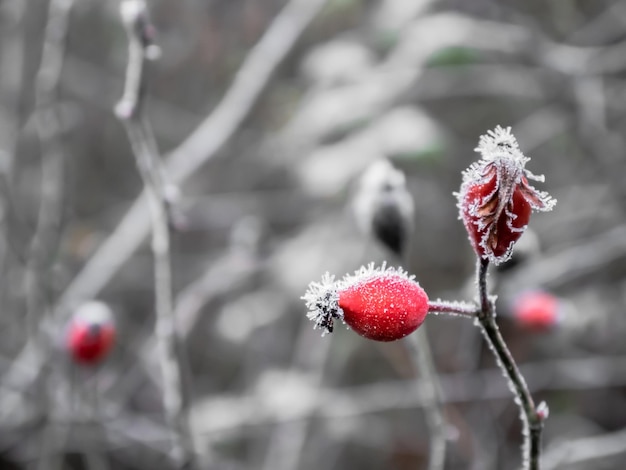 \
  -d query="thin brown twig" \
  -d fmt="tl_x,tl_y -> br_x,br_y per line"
115,1 -> 195,467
